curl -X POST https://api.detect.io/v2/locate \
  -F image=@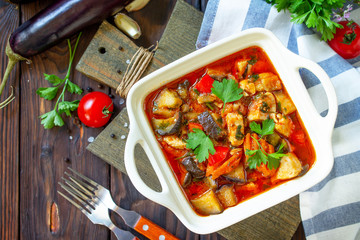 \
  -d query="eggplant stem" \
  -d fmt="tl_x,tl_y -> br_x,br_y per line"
0,40 -> 30,108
